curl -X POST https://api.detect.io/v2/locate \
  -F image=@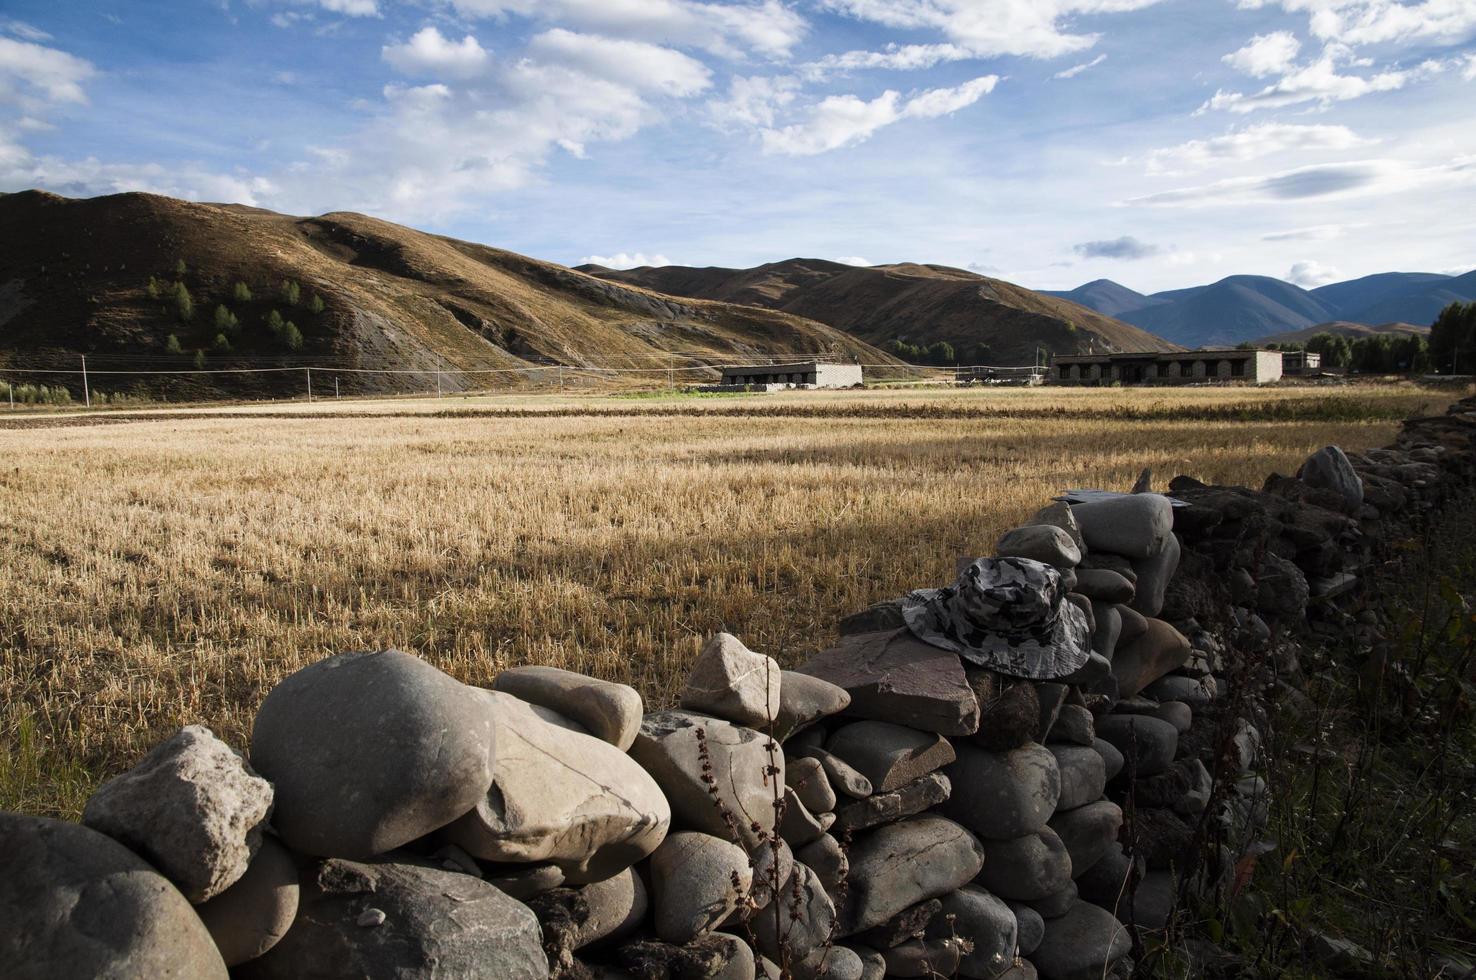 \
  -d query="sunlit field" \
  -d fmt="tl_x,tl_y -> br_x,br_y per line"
0,382 -> 1460,816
